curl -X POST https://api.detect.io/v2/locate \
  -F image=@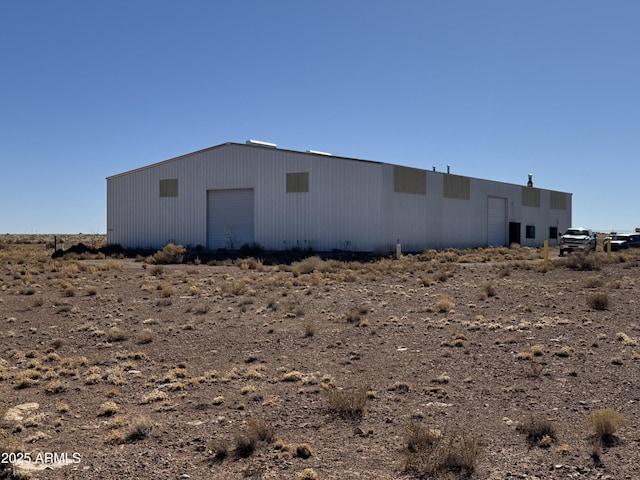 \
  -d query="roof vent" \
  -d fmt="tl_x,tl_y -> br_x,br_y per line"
527,173 -> 533,187
306,150 -> 332,156
246,139 -> 277,148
